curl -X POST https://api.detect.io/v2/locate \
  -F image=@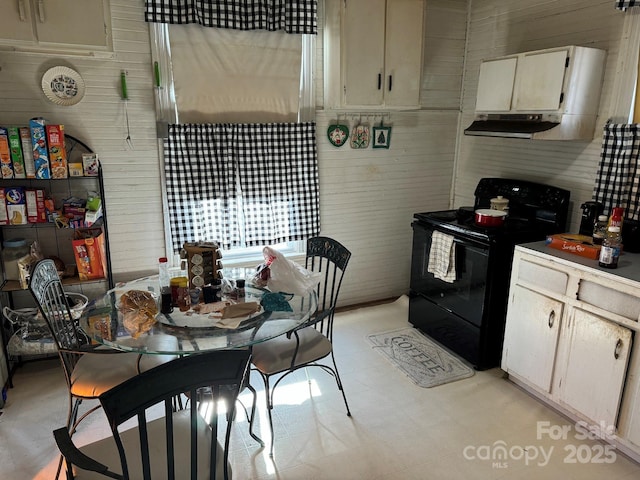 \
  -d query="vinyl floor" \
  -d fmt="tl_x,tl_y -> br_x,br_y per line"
2,296 -> 640,479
